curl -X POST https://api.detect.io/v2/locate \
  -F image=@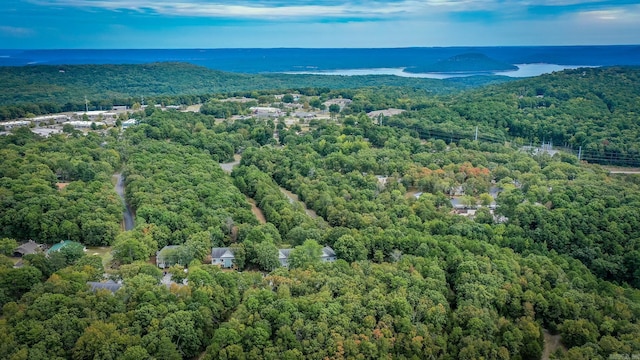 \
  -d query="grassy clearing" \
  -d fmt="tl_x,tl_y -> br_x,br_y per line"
86,246 -> 113,267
